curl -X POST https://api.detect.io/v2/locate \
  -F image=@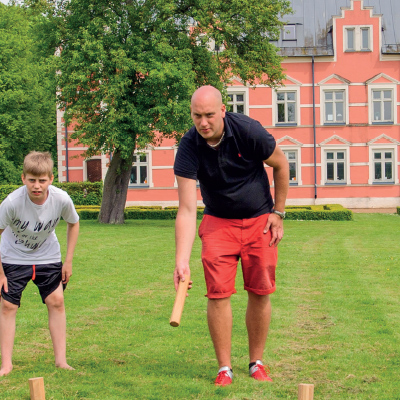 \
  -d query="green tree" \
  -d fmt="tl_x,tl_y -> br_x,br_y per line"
0,3 -> 57,183
55,0 -> 291,223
